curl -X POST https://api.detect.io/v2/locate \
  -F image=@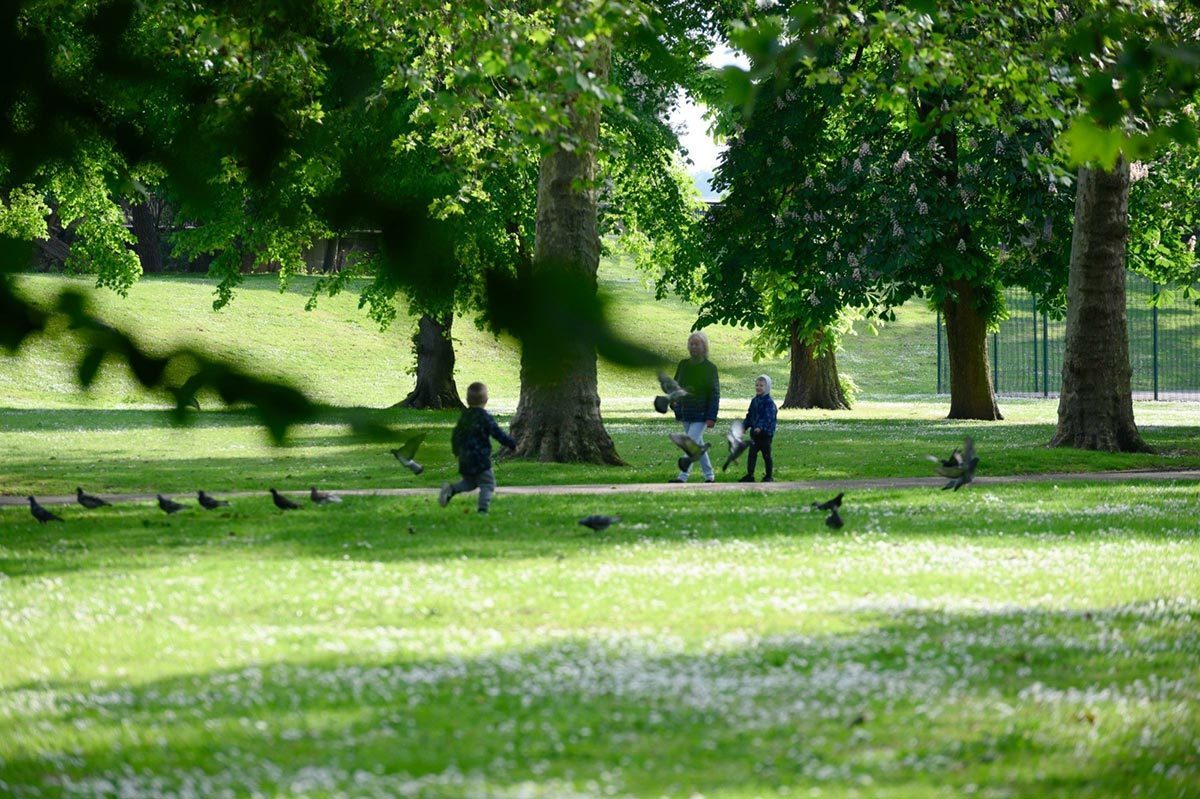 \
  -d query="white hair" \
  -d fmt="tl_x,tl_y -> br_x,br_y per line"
687,331 -> 709,355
